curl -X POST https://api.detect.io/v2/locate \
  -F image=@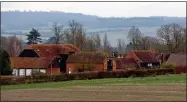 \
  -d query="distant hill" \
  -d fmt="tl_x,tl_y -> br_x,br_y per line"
1,11 -> 186,30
